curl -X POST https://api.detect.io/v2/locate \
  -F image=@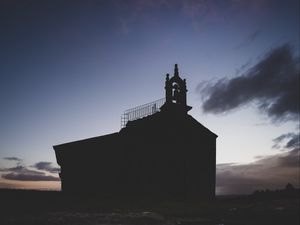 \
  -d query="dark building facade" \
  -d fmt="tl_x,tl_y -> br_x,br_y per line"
54,65 -> 217,199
